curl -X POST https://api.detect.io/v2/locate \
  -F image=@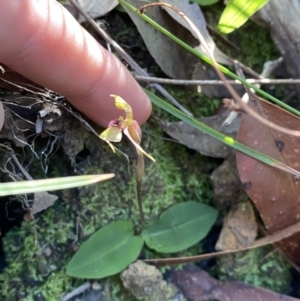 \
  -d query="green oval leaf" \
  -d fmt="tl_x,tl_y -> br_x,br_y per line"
142,201 -> 218,253
218,0 -> 269,34
67,220 -> 143,279
0,174 -> 114,196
